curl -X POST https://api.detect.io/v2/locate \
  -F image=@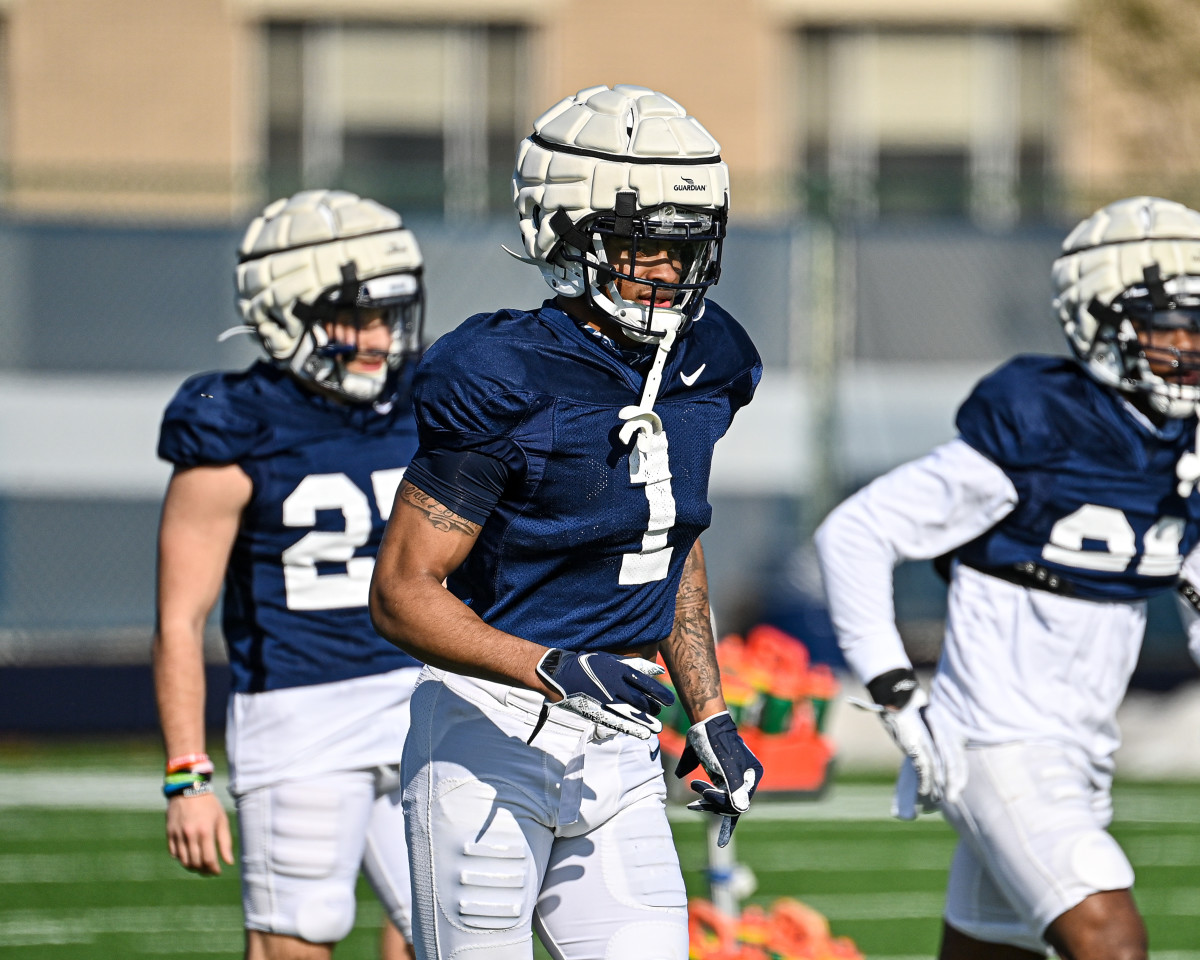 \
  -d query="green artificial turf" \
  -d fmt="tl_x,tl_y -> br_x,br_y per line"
2,740 -> 1199,958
